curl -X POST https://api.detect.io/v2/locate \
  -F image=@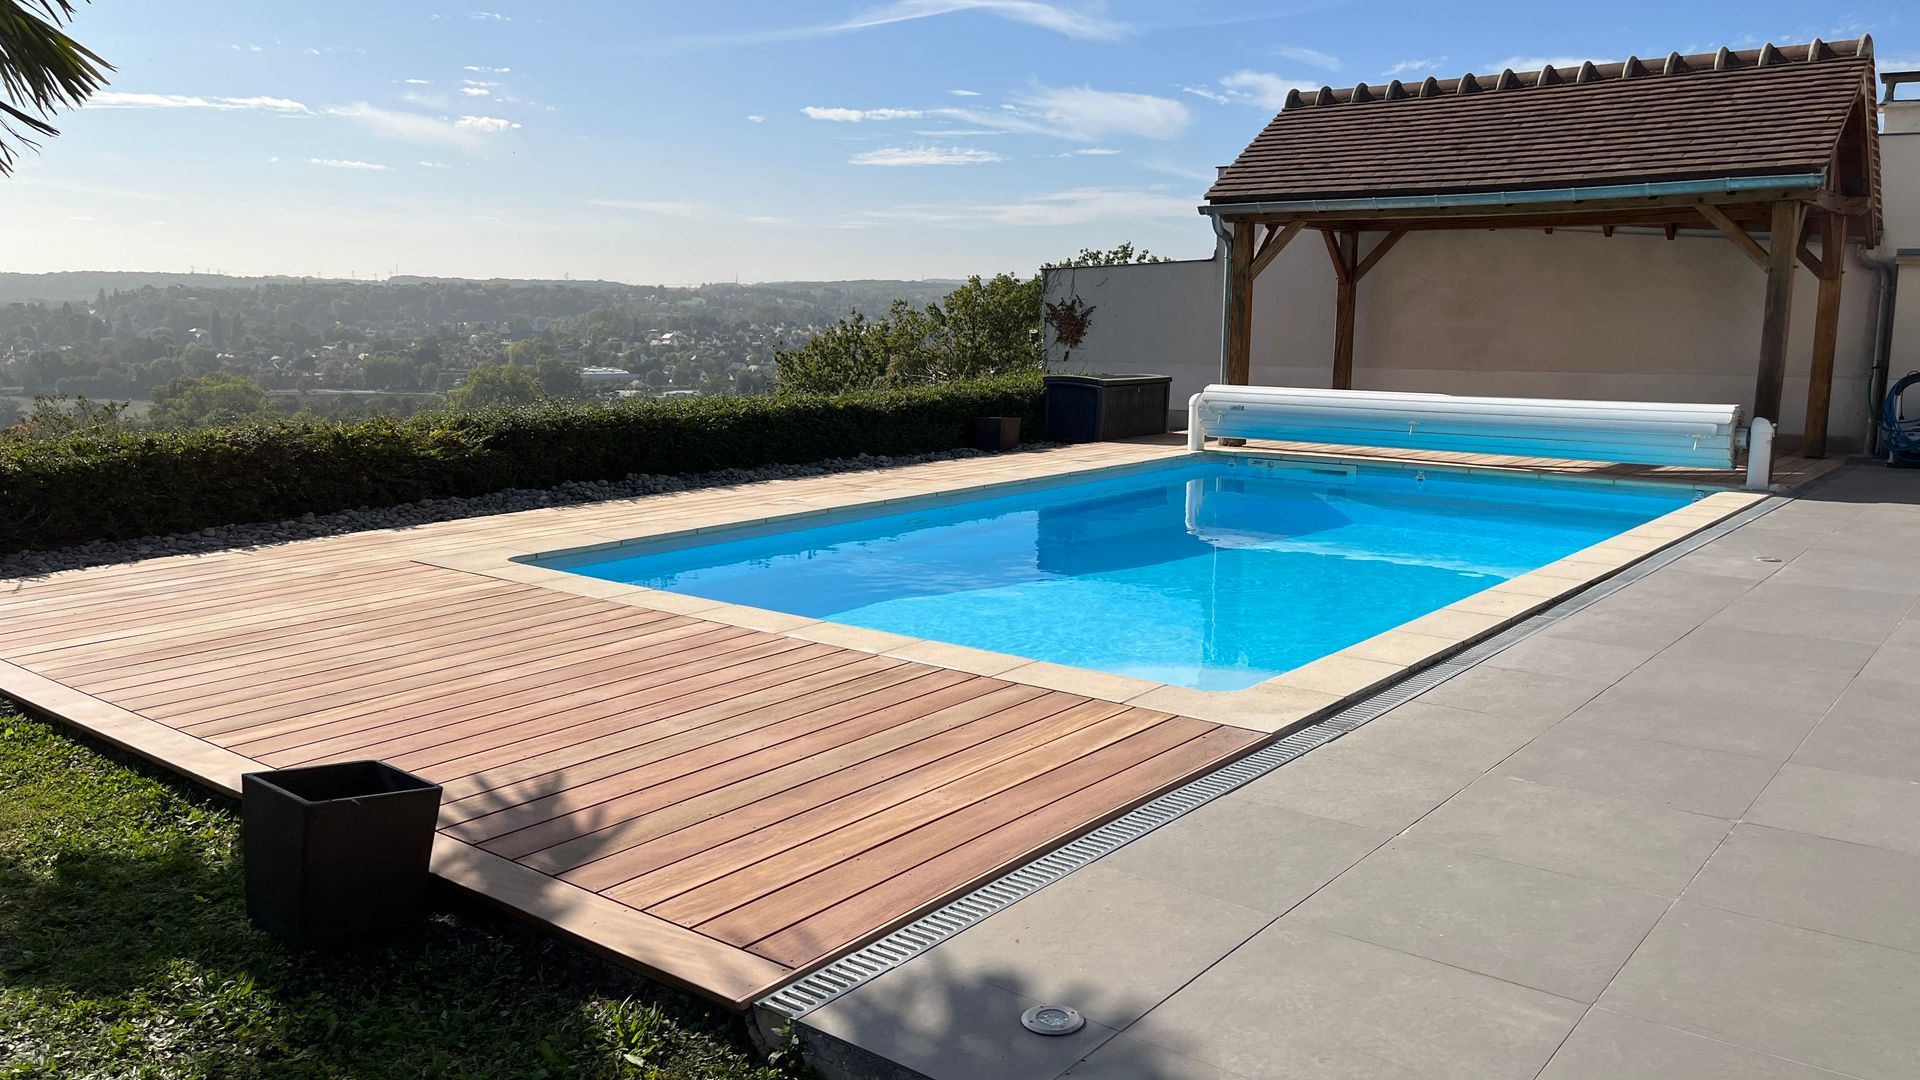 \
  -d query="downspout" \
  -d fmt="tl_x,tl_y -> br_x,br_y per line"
1207,209 -> 1233,384
1857,248 -> 1899,458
